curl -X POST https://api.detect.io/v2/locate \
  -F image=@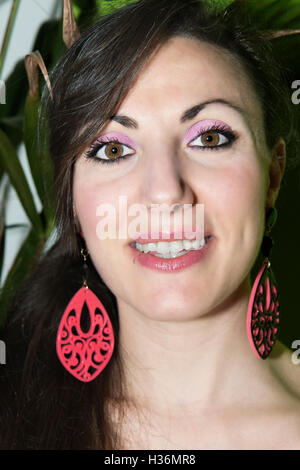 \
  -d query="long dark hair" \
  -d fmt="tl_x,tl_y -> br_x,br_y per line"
1,0 -> 298,450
